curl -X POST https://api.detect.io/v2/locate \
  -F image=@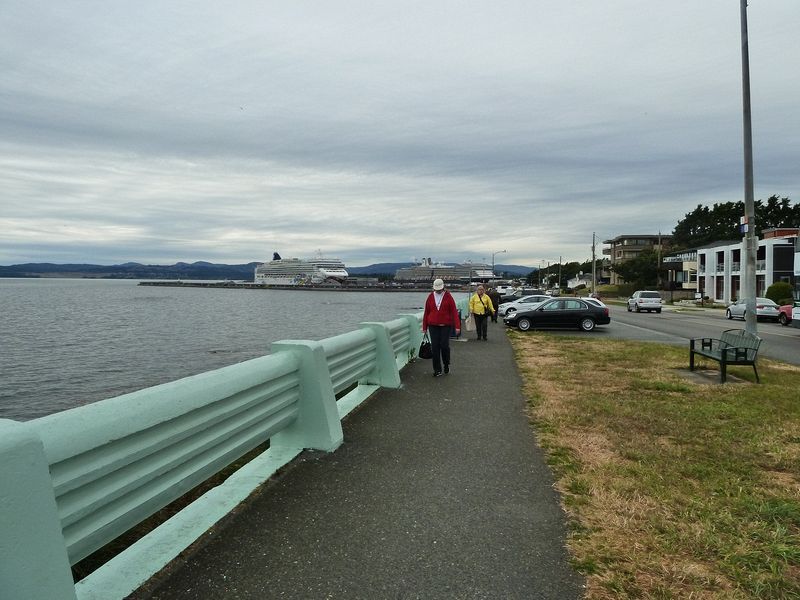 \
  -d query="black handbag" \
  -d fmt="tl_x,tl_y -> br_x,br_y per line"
418,333 -> 433,359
